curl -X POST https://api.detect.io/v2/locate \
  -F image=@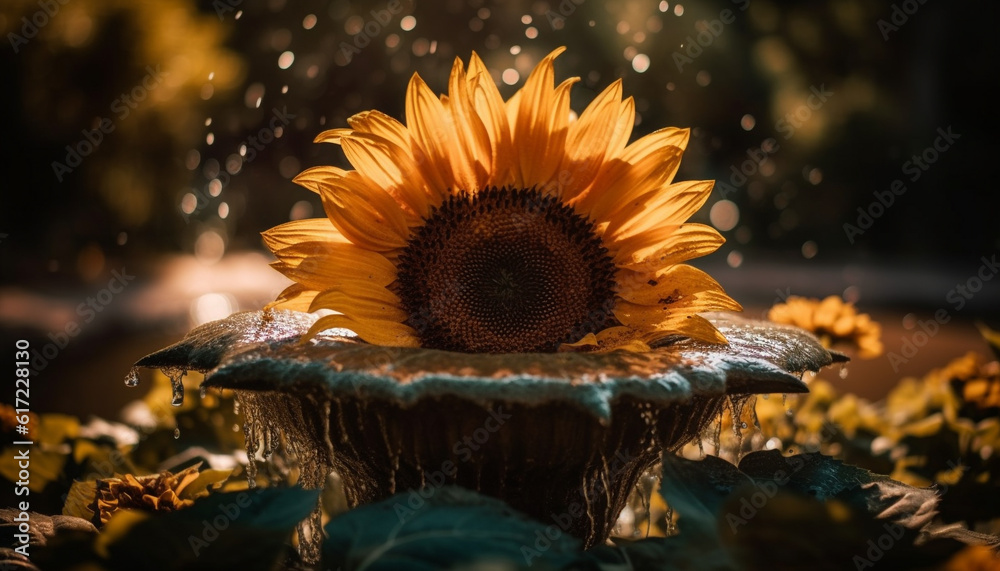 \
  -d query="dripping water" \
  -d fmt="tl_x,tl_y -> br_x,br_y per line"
295,502 -> 323,565
166,369 -> 186,407
335,400 -> 350,443
223,391 -> 328,565
839,363 -> 849,379
599,452 -> 613,520
123,368 -> 140,388
239,394 -> 259,488
636,481 -> 651,538
728,396 -> 747,461
711,409 -> 723,456
664,505 -> 676,536
580,475 -> 596,542
199,385 -> 208,399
